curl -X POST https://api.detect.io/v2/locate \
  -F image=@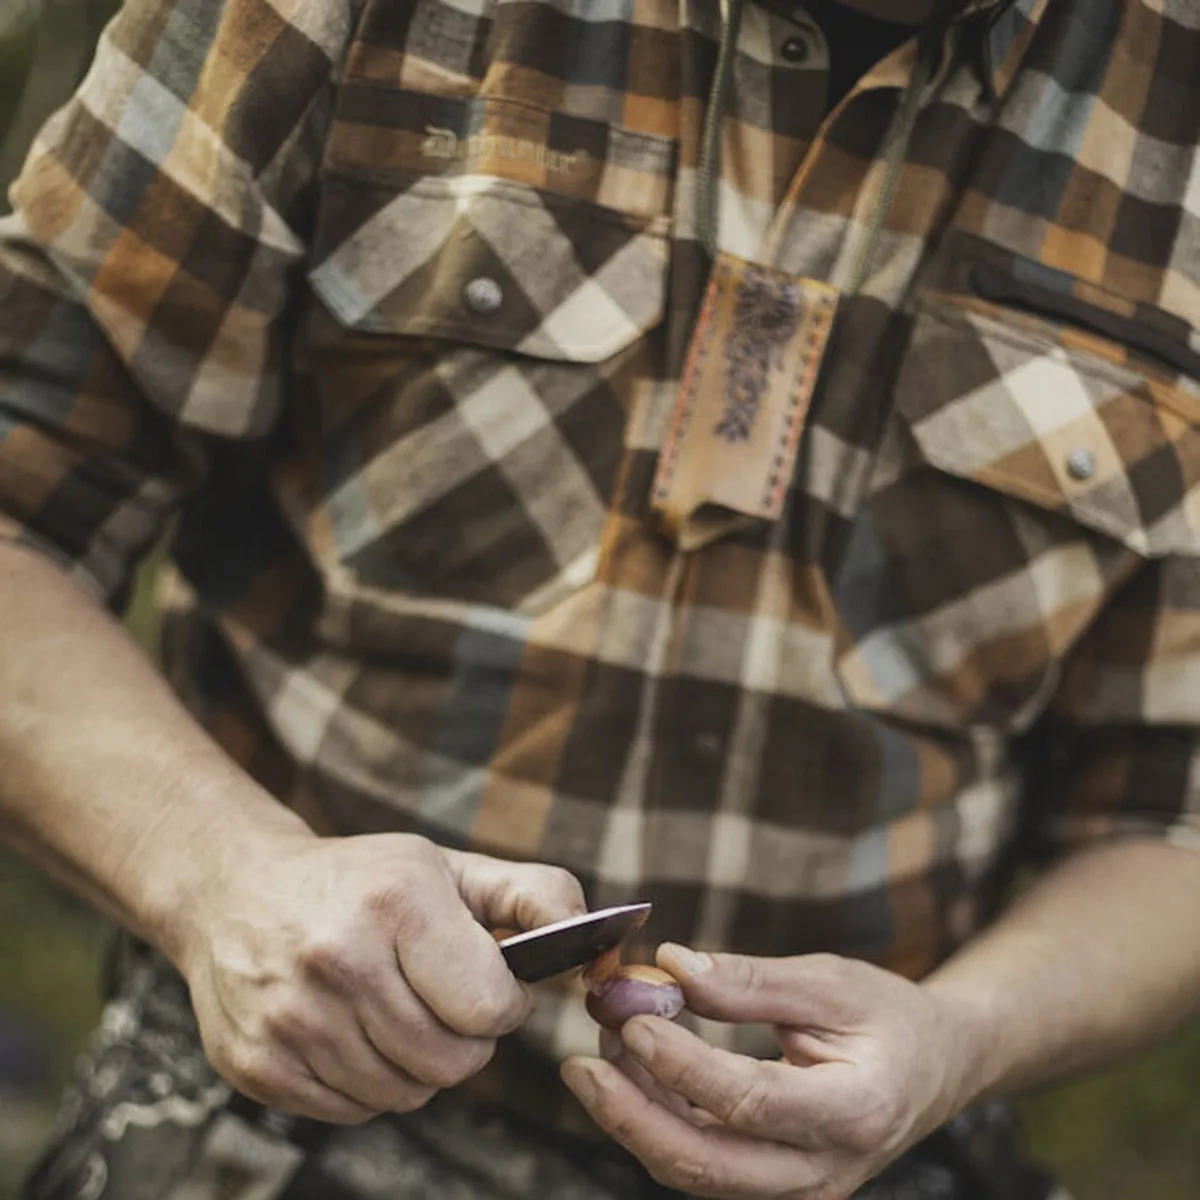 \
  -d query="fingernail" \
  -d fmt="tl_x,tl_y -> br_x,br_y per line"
562,1060 -> 598,1107
660,943 -> 711,975
622,1019 -> 656,1062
